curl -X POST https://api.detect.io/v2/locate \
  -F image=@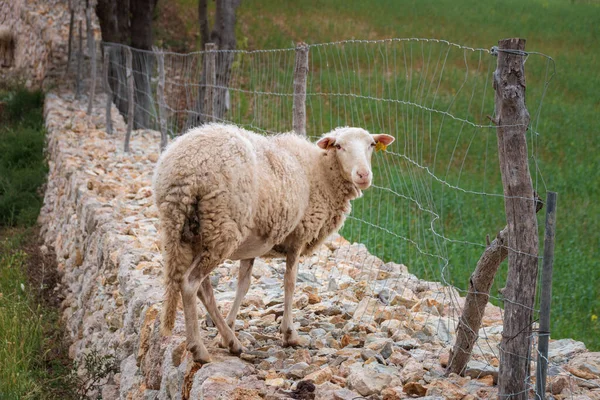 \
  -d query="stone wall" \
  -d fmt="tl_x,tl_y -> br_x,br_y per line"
40,88 -> 164,398
37,86 -> 600,400
0,0 -> 91,88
